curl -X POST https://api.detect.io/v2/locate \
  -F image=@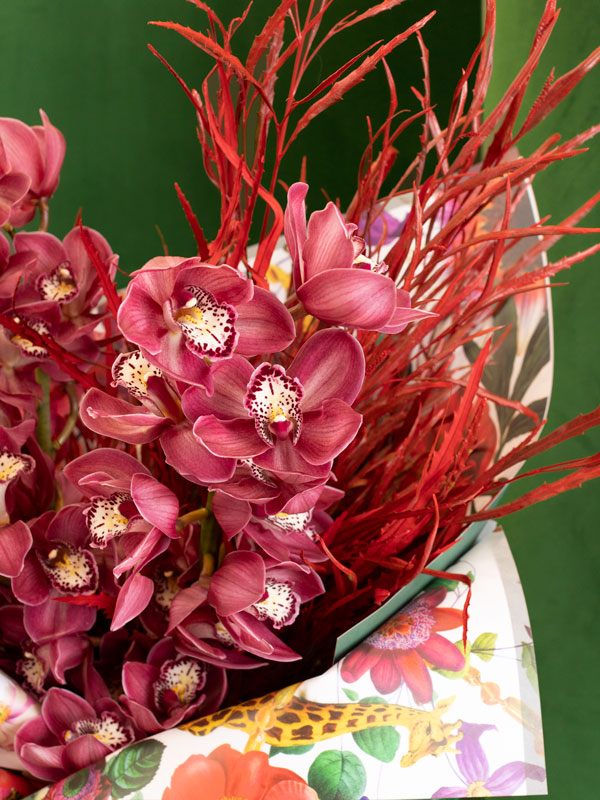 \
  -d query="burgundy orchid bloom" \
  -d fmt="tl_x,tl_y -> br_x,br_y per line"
208,550 -> 323,636
121,637 -> 226,735
15,687 -> 134,782
0,419 -> 36,527
12,226 -> 118,332
64,449 -> 182,629
184,328 -> 364,483
340,585 -> 465,703
212,483 -> 342,564
285,182 -> 435,332
117,256 -> 295,388
432,722 -> 546,797
168,582 -> 296,667
0,111 -> 65,228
